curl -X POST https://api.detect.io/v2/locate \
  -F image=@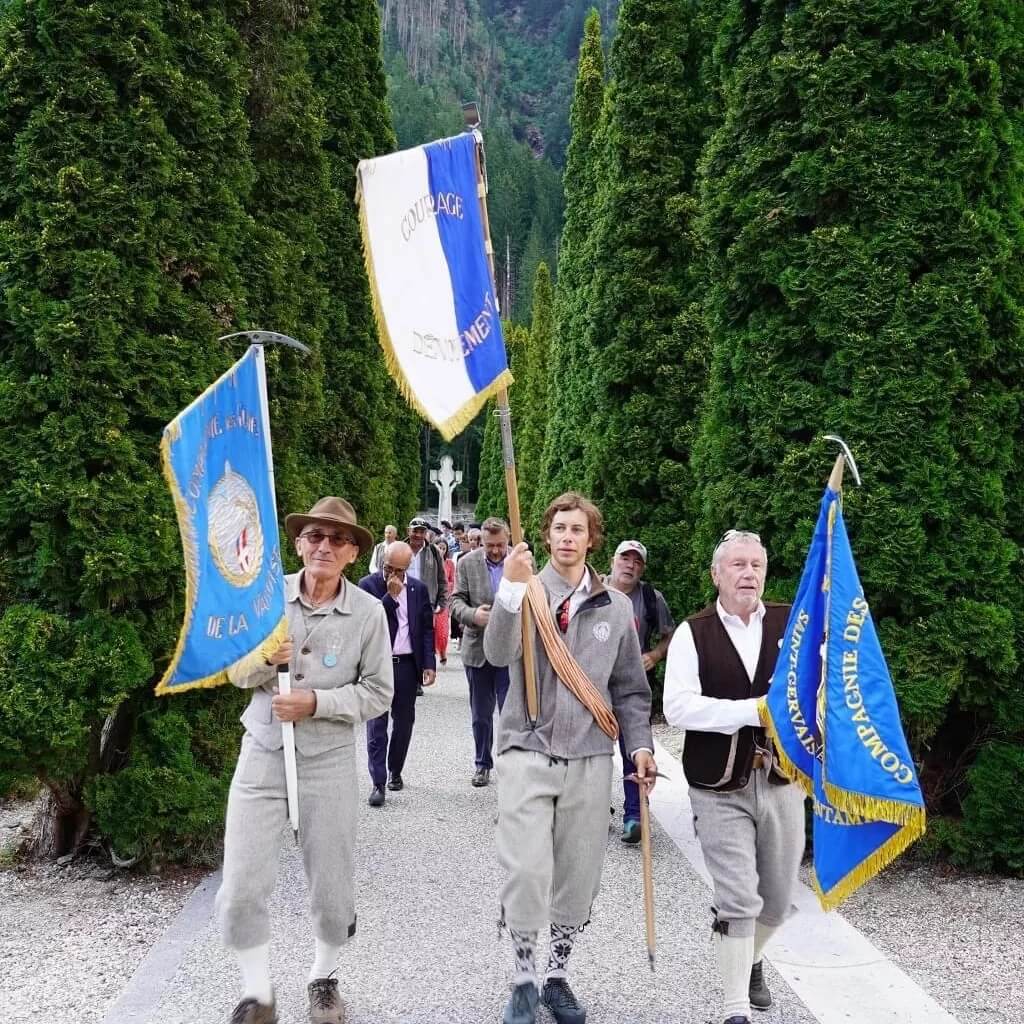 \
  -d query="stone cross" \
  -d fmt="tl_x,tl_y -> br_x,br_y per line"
430,455 -> 462,528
